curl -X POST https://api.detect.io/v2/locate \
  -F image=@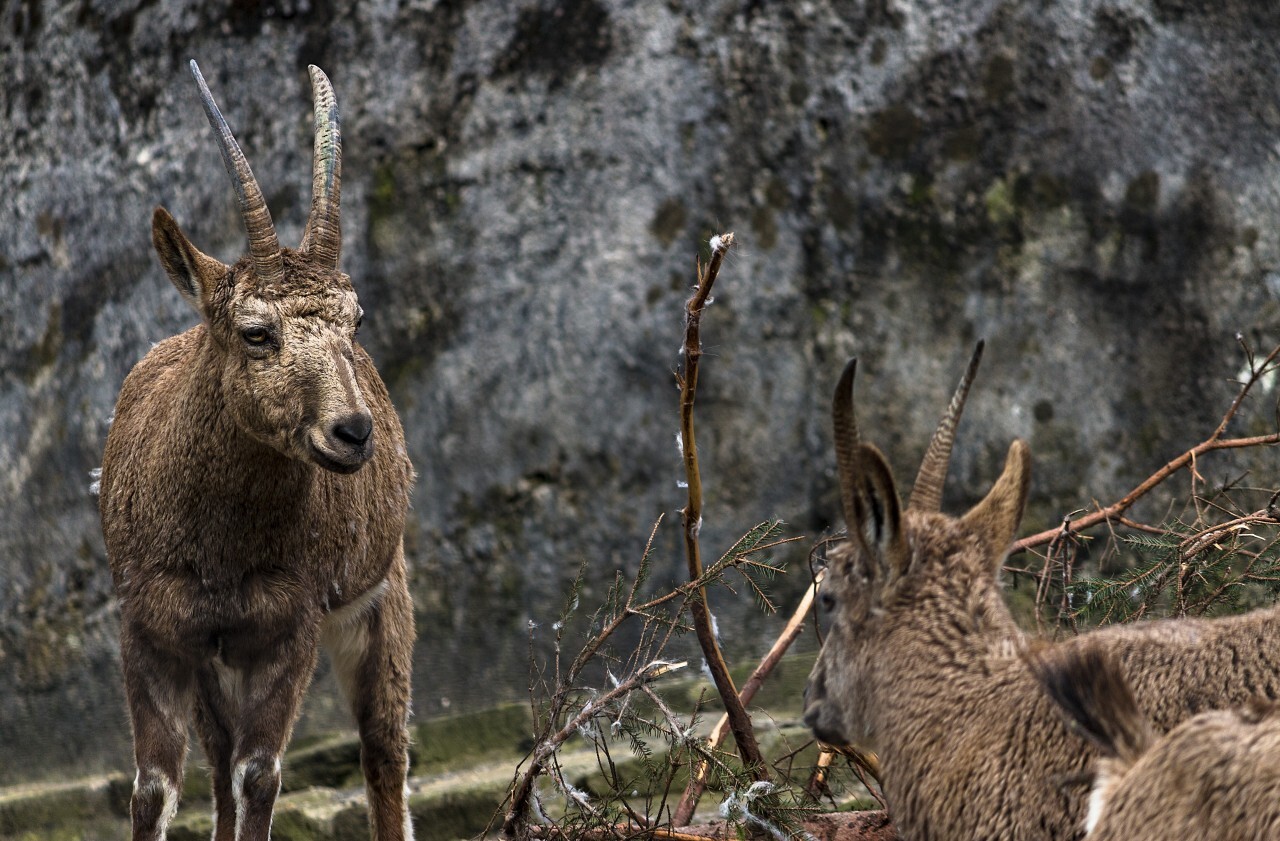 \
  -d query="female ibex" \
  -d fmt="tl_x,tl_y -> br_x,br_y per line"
1033,640 -> 1280,841
99,61 -> 415,841
803,345 -> 1280,839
